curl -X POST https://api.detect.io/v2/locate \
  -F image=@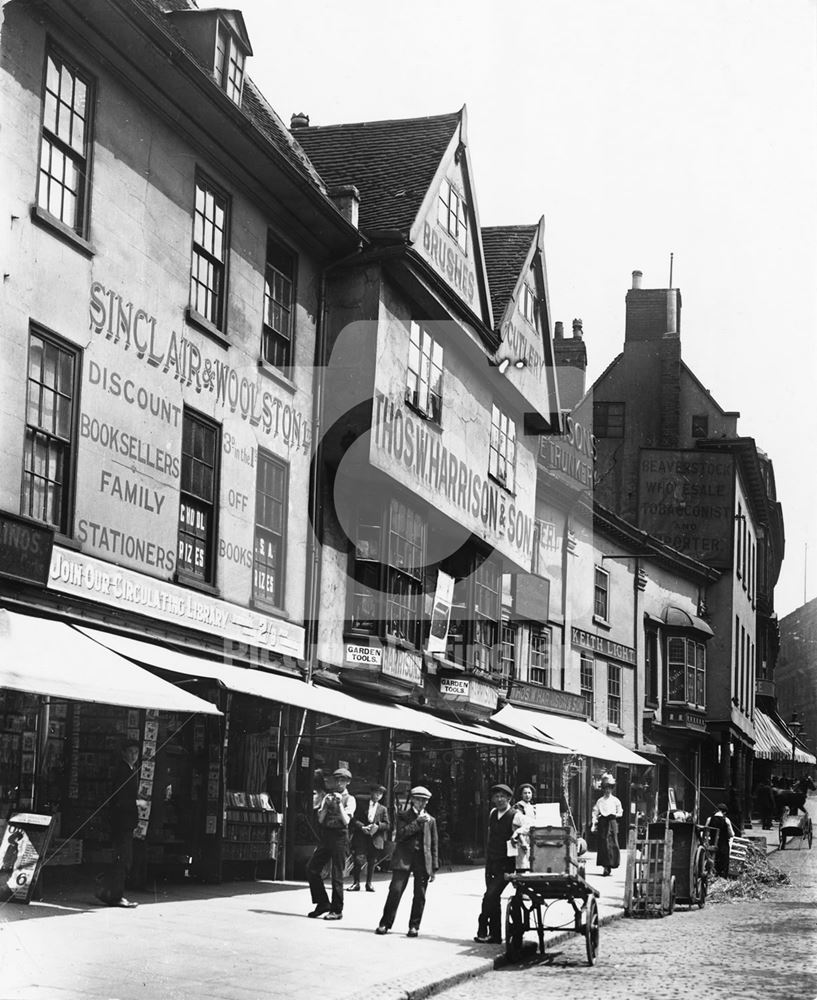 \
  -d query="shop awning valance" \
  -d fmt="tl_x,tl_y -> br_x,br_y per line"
754,708 -> 816,764
77,626 -> 509,746
492,703 -> 652,766
0,609 -> 220,715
